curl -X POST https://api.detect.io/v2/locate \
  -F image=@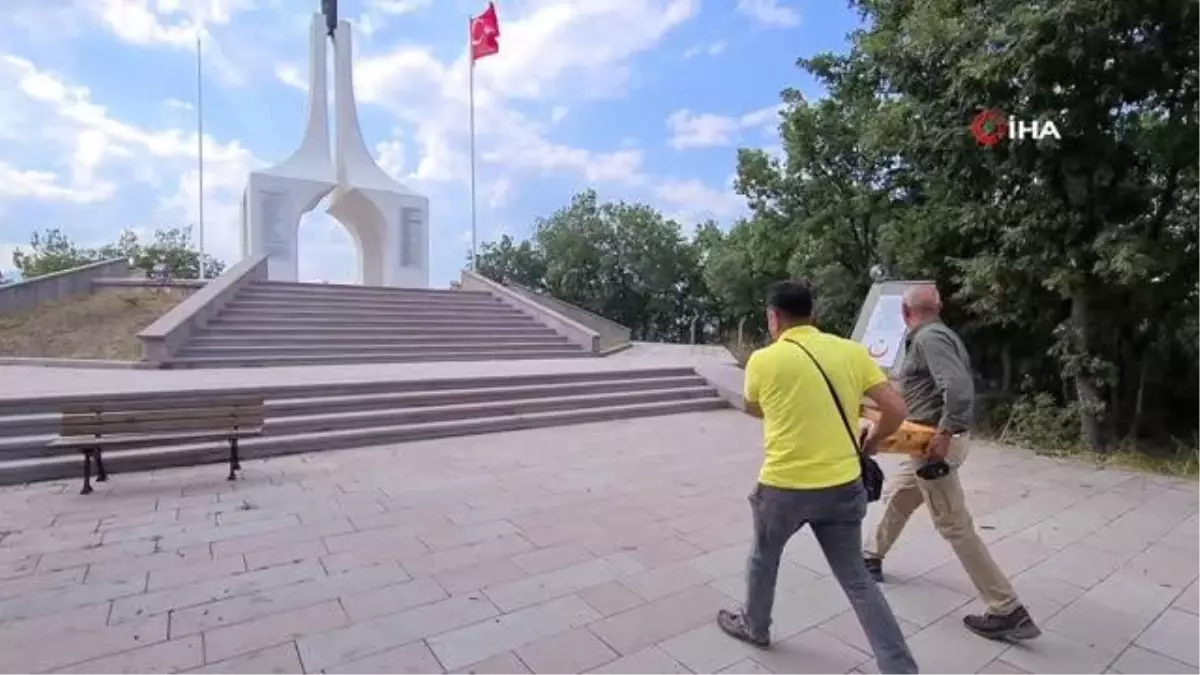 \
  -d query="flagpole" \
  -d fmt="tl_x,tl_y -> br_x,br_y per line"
468,19 -> 478,272
196,34 -> 206,280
